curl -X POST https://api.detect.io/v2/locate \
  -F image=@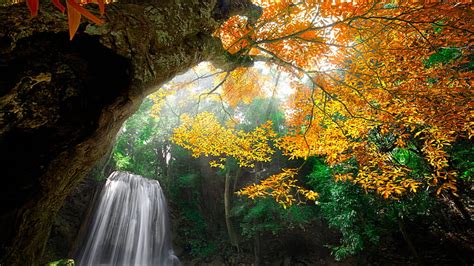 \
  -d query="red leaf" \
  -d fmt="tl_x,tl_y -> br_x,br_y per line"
52,0 -> 66,14
26,0 -> 39,17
